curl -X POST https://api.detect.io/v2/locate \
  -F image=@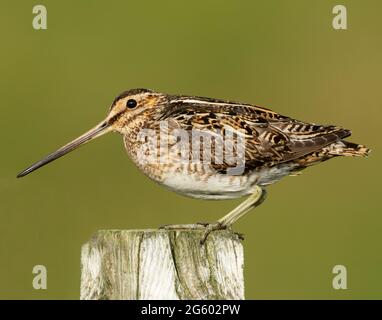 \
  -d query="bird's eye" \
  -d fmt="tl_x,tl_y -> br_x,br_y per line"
126,99 -> 137,109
